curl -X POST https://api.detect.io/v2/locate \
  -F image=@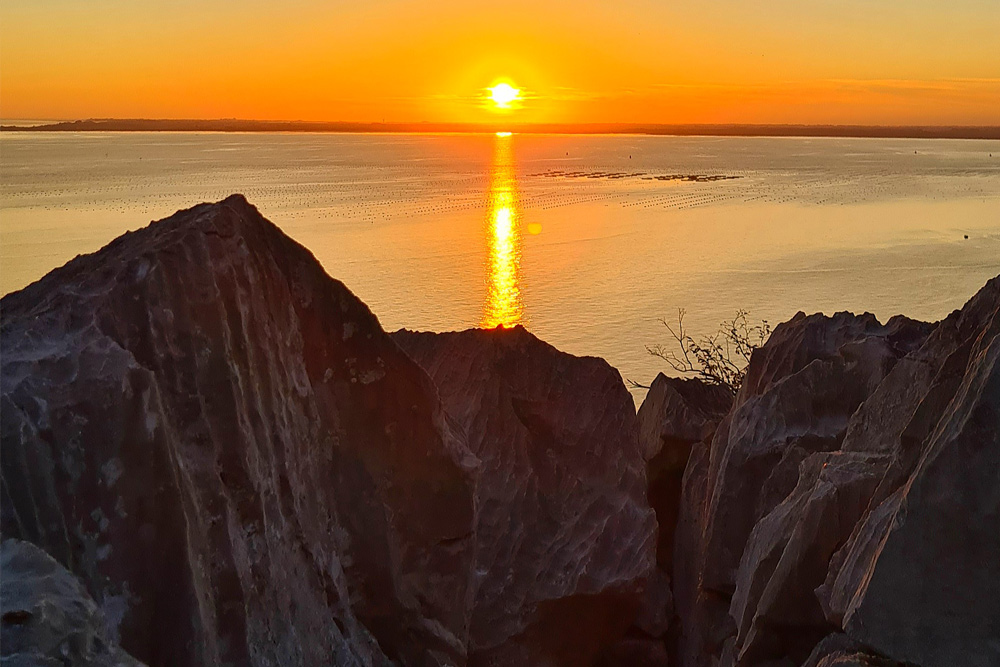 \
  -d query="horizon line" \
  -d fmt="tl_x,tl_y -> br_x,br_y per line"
3,118 -> 1000,140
